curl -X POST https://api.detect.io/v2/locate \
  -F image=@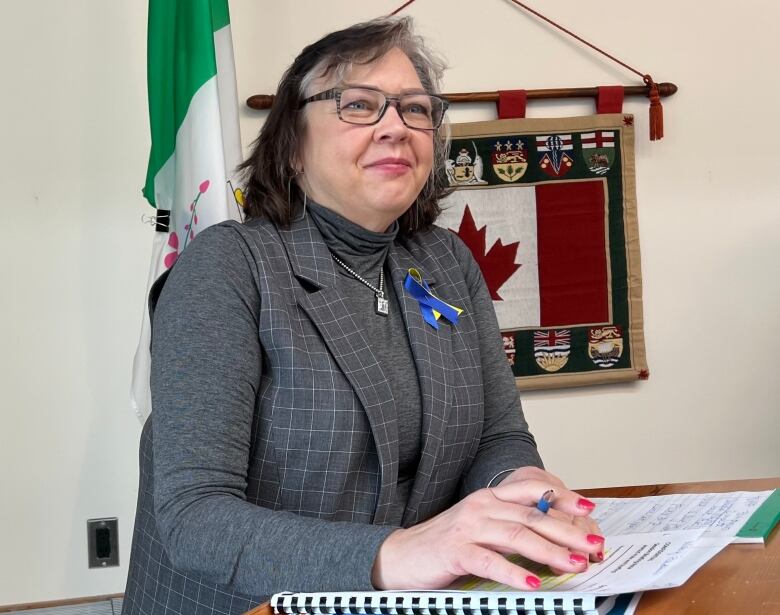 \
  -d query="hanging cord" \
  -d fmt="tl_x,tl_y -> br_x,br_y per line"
506,0 -> 662,139
507,1 -> 647,81
389,0 -> 416,15
389,0 -> 665,139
